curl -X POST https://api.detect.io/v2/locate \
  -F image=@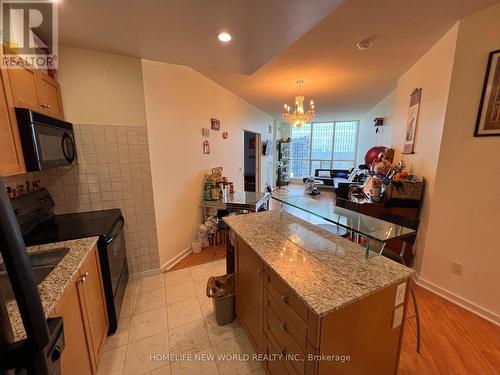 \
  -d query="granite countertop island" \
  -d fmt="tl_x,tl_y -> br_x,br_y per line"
4,237 -> 99,341
223,210 -> 414,317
